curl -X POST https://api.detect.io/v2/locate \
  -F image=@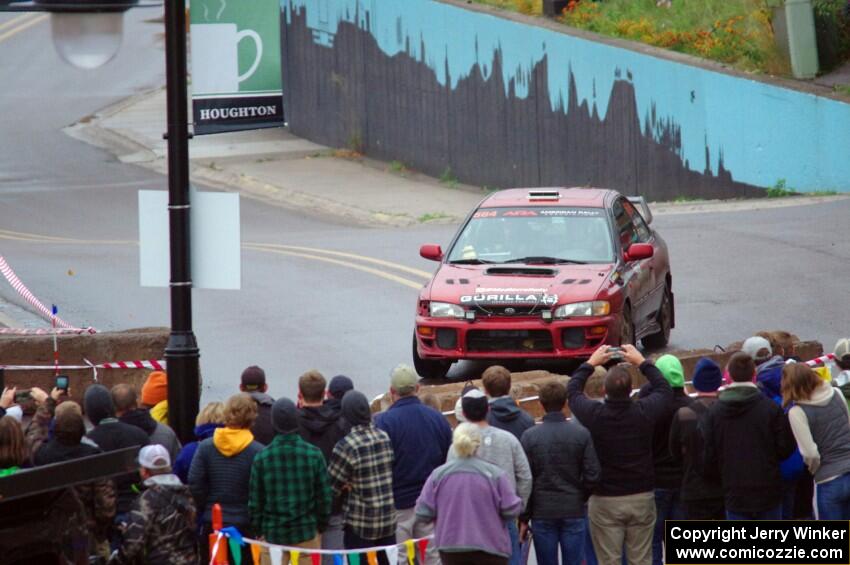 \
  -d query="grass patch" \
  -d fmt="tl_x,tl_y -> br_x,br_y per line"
439,167 -> 459,188
418,211 -> 452,222
474,0 -> 790,75
765,178 -> 798,198
834,84 -> 850,97
806,190 -> 840,196
672,195 -> 700,202
389,160 -> 409,175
